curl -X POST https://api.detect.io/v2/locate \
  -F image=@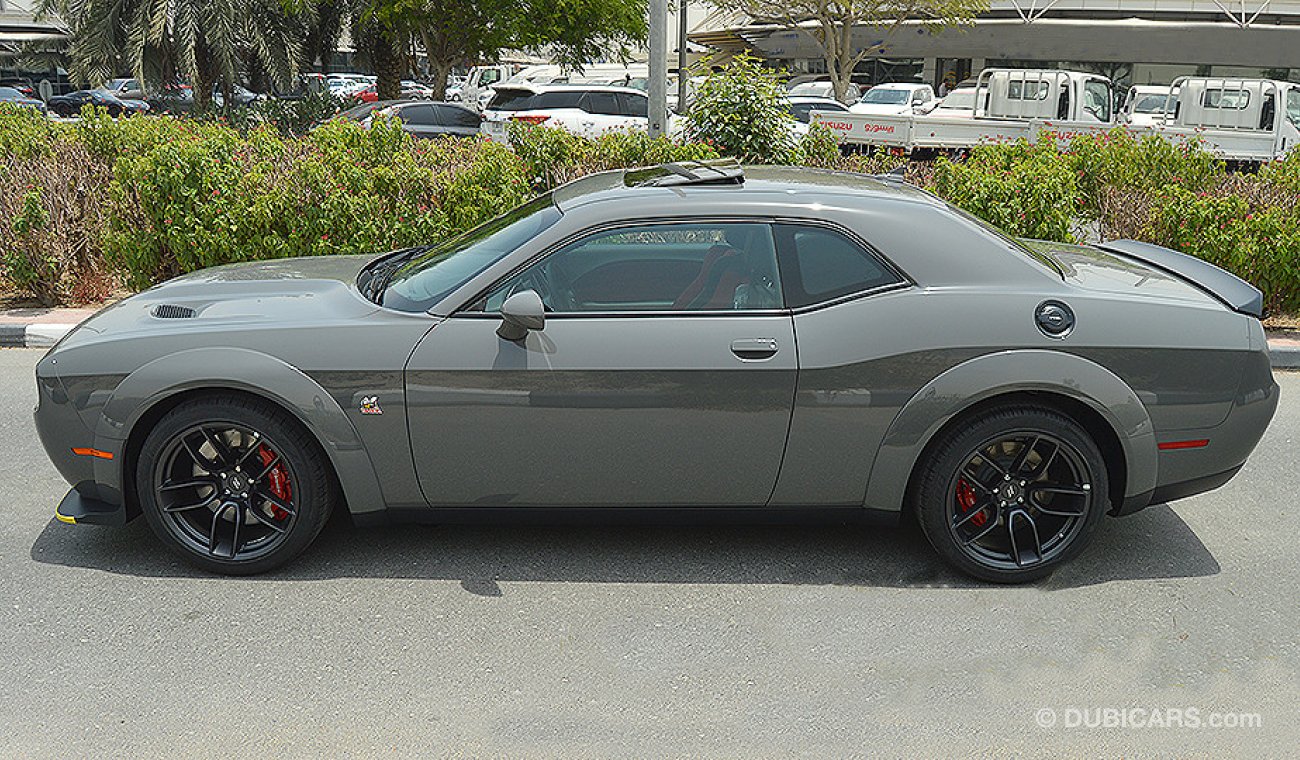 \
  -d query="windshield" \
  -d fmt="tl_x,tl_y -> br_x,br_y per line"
1132,94 -> 1170,114
381,194 -> 562,312
939,90 -> 976,109
860,88 -> 910,105
1288,90 -> 1300,129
